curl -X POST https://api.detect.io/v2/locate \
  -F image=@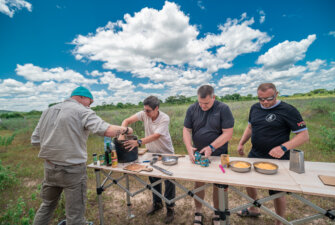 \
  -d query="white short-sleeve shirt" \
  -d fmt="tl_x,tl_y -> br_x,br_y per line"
136,110 -> 174,154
